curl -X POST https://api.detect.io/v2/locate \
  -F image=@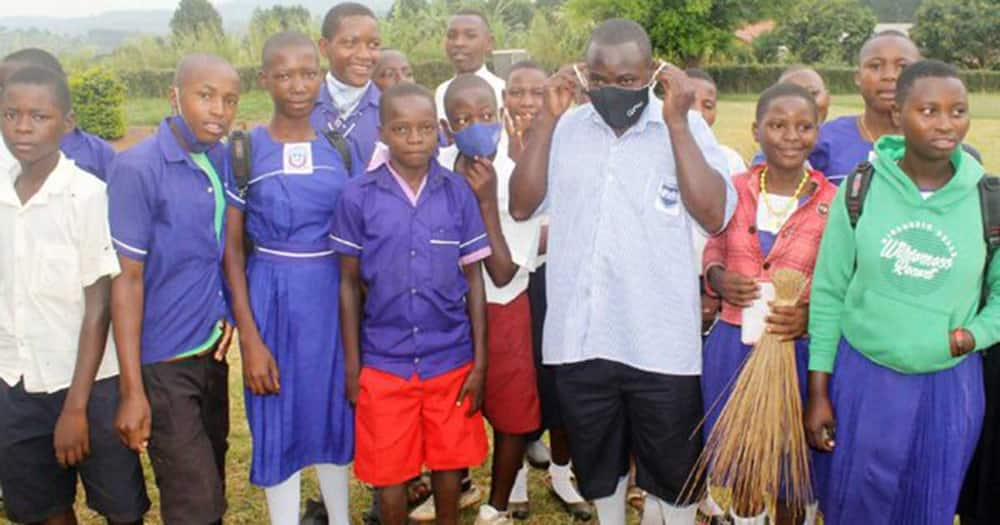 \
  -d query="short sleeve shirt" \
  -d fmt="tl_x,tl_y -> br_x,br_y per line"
331,158 -> 491,380
310,82 -> 381,177
107,117 -> 231,365
809,115 -> 874,185
60,128 -> 117,182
